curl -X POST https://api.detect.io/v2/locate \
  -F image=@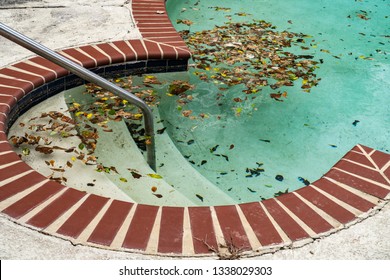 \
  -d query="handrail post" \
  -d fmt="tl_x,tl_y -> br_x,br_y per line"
0,22 -> 156,171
